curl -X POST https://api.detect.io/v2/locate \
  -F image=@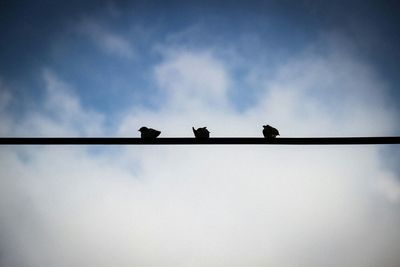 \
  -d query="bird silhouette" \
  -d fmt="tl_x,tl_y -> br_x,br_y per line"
192,127 -> 210,139
263,125 -> 280,138
138,127 -> 161,140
